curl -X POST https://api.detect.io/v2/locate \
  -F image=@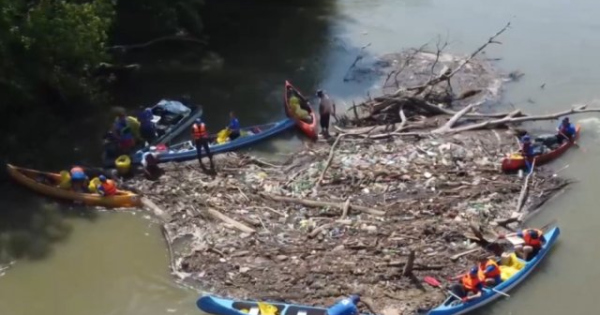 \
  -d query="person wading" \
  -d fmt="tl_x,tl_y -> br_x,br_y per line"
316,89 -> 336,137
192,118 -> 215,174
